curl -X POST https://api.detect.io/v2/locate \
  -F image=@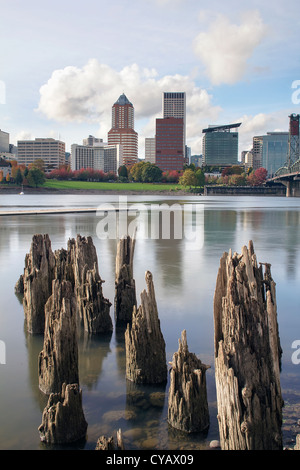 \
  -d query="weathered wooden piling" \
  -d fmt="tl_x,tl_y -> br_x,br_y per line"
38,383 -> 87,445
15,234 -> 56,334
114,234 -> 136,325
16,234 -> 112,335
125,271 -> 167,384
168,330 -> 210,433
213,240 -> 283,450
58,235 -> 112,334
95,429 -> 125,450
38,279 -> 79,395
